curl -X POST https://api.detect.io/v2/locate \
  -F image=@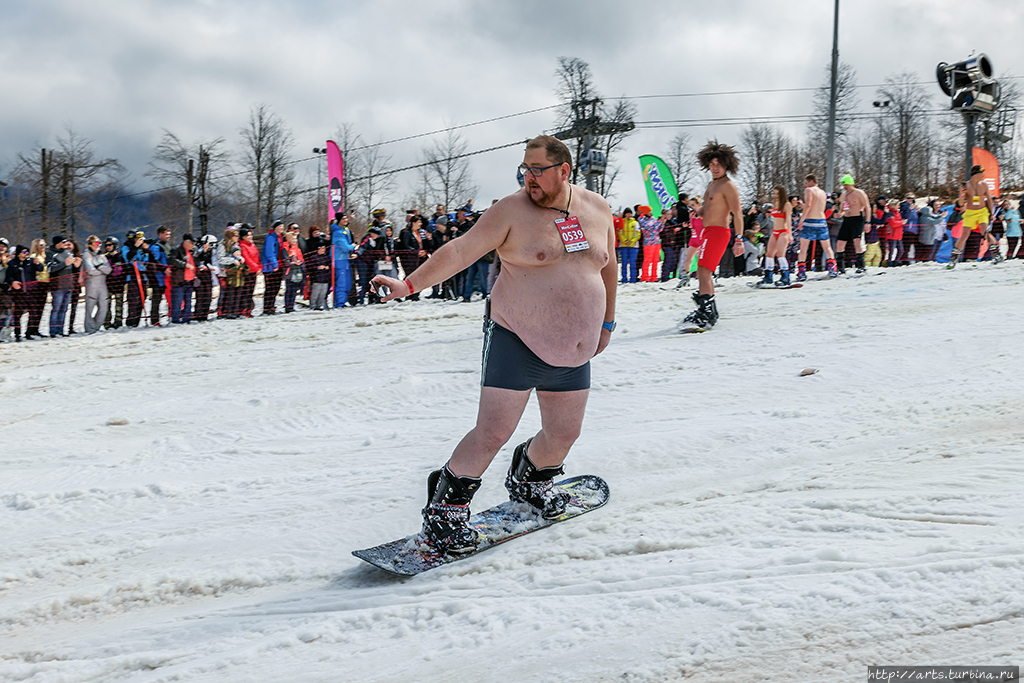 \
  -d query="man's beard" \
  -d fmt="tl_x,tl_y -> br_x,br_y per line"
526,183 -> 561,208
